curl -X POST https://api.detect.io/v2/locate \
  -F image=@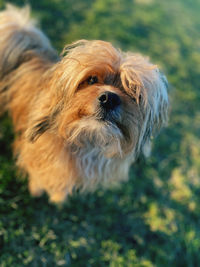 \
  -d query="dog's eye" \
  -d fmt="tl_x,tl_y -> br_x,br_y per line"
87,76 -> 98,85
77,76 -> 99,90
